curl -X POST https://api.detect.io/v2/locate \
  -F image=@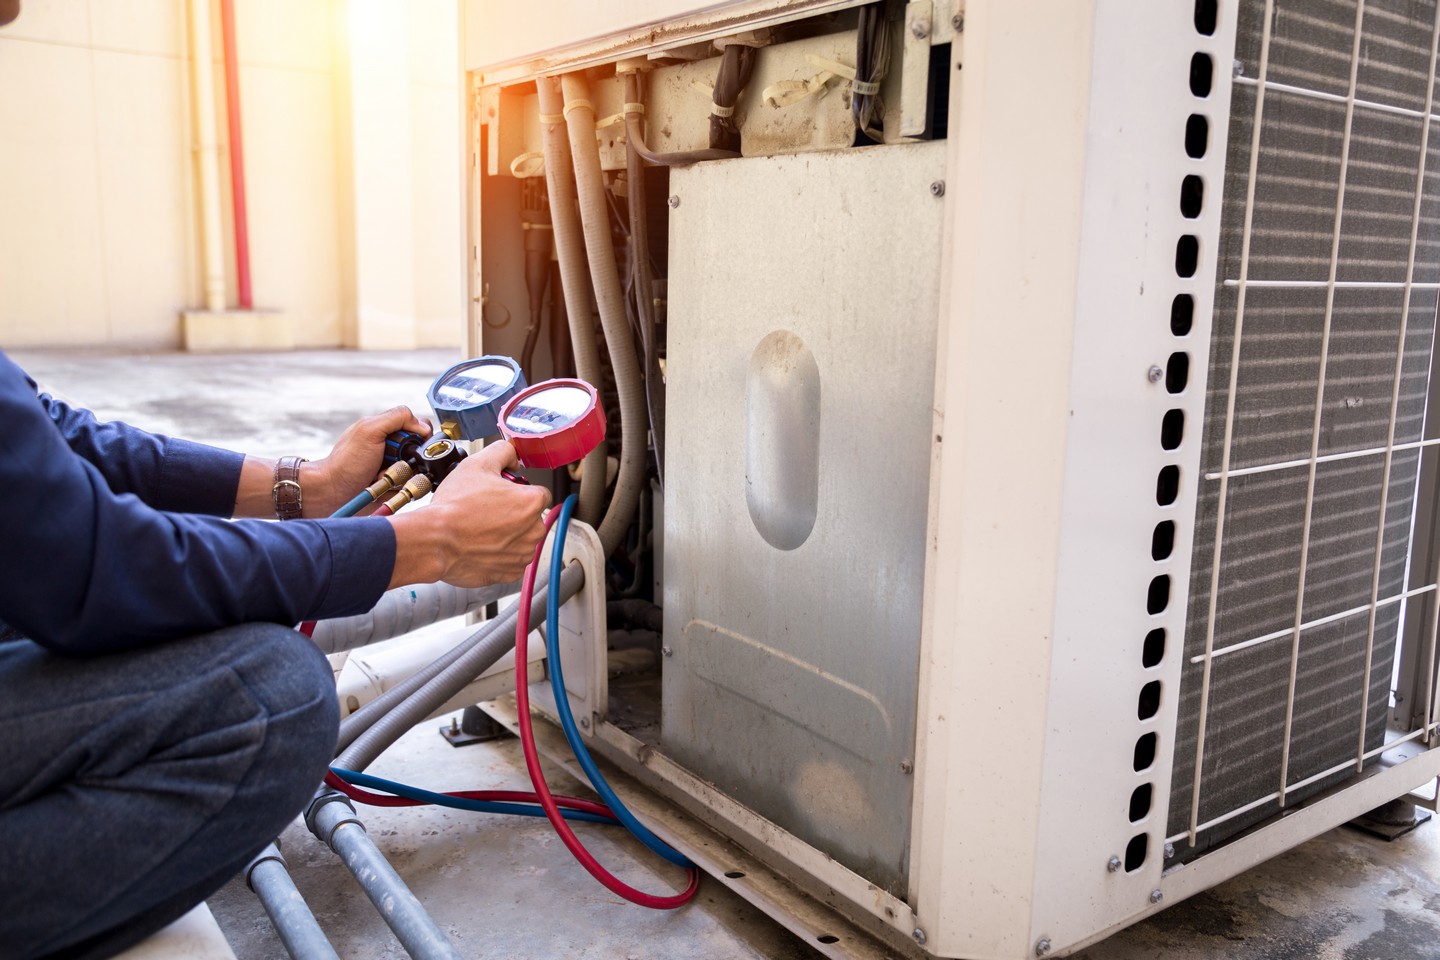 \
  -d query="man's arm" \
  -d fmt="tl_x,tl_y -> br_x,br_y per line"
229,407 -> 433,520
